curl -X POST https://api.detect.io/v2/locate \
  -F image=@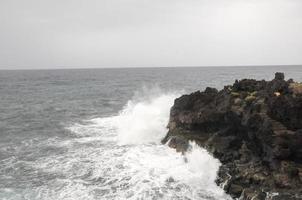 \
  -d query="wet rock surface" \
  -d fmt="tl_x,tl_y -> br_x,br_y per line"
163,73 -> 302,199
